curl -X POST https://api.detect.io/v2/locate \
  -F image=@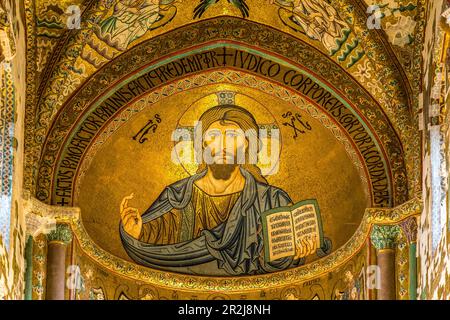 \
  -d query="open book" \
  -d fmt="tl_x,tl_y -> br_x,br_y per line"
261,199 -> 325,262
